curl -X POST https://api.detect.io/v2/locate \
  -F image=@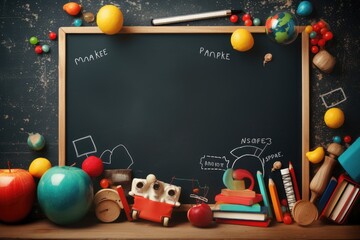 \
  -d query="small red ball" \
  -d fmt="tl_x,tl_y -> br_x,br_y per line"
344,135 -> 352,143
100,178 -> 110,189
311,46 -> 319,54
317,38 -> 326,47
281,199 -> 288,206
283,212 -> 293,224
242,13 -> 251,22
35,45 -> 43,54
317,20 -> 326,29
324,31 -> 334,41
230,15 -> 239,23
82,156 -> 104,177
312,23 -> 321,33
49,31 -> 57,40
310,38 -> 319,45
244,19 -> 253,26
320,27 -> 329,35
